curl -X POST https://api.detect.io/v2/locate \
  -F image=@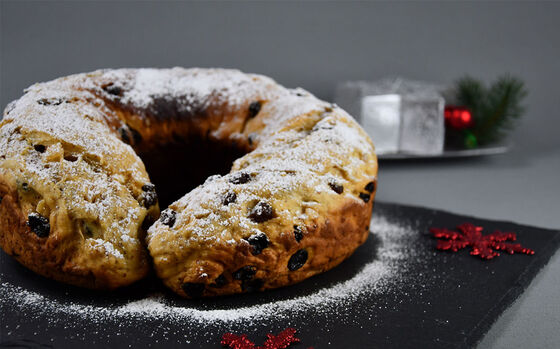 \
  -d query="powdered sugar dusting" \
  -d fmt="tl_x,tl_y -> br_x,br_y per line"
103,67 -> 281,112
89,239 -> 124,259
0,212 -> 415,329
